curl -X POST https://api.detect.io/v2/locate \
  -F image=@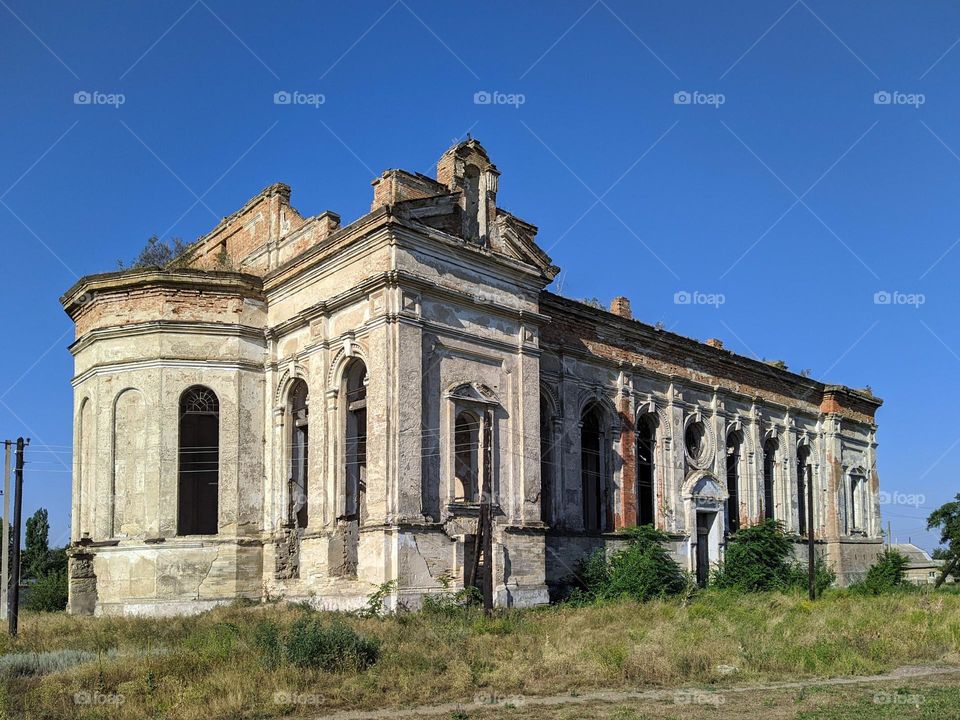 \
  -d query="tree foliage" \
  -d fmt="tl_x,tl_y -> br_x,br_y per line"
569,525 -> 688,603
928,495 -> 960,588
118,236 -> 190,270
851,548 -> 909,595
712,519 -> 833,593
